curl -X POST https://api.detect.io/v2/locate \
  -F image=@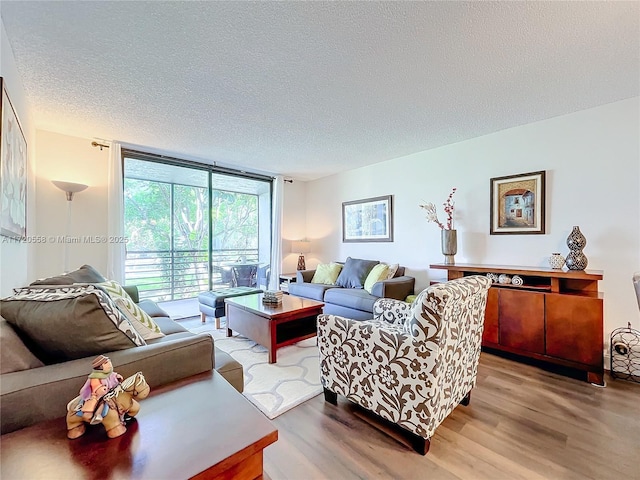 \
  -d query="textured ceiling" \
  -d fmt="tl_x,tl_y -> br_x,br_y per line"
1,1 -> 638,181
